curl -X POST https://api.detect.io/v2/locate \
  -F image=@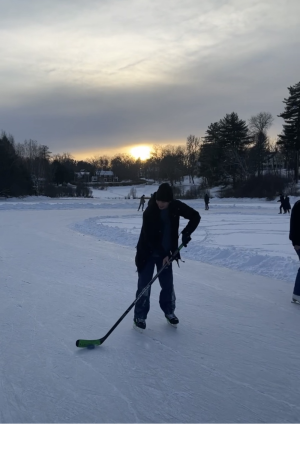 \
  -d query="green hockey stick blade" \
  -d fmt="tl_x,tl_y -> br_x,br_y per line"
76,339 -> 102,347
